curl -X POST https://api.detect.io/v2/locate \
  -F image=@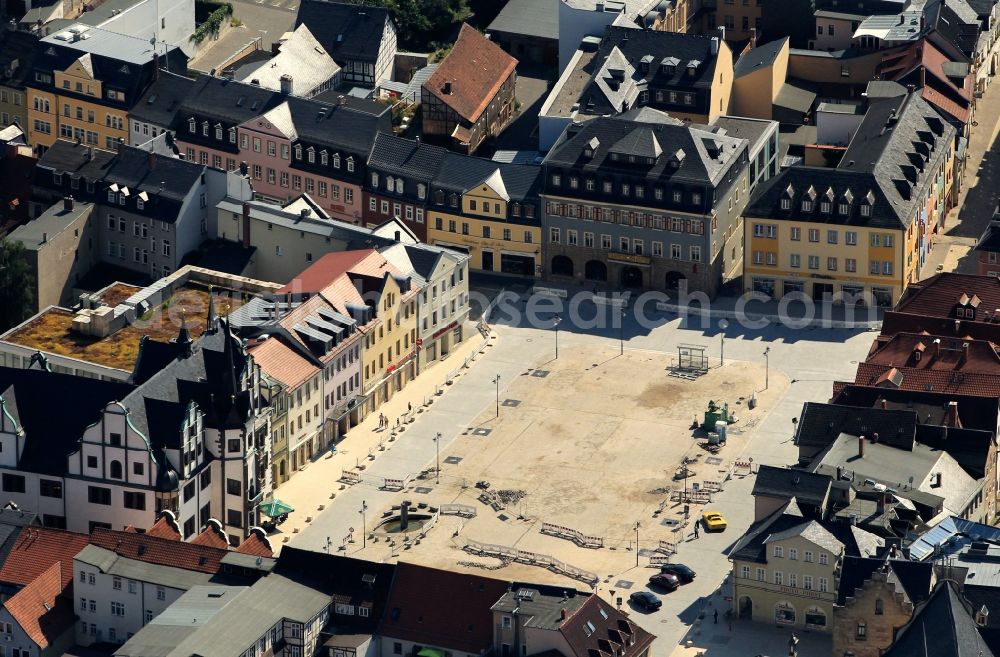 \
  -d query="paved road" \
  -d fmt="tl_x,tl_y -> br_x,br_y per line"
290,300 -> 872,654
